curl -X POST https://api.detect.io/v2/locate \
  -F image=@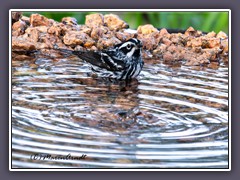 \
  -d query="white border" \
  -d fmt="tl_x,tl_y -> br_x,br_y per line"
228,9 -> 231,172
9,9 -> 231,171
